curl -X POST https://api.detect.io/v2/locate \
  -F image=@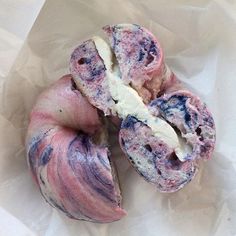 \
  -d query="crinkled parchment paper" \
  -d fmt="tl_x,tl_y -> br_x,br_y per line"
0,0 -> 236,235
